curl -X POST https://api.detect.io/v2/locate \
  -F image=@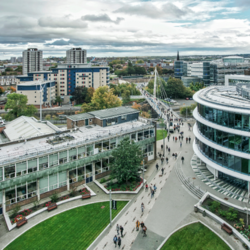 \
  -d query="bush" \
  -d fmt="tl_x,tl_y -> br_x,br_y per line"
69,187 -> 78,197
100,178 -> 106,184
45,114 -> 51,120
11,204 -> 21,218
50,193 -> 59,203
226,208 -> 238,221
209,201 -> 221,212
218,209 -> 227,217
